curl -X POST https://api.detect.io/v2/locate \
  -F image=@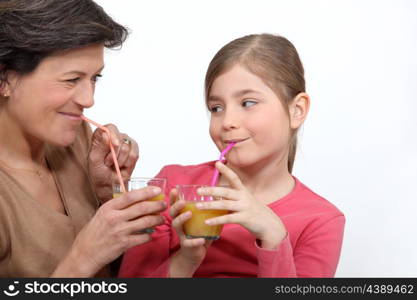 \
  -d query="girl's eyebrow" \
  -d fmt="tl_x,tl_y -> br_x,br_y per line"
232,89 -> 261,98
208,89 -> 261,102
